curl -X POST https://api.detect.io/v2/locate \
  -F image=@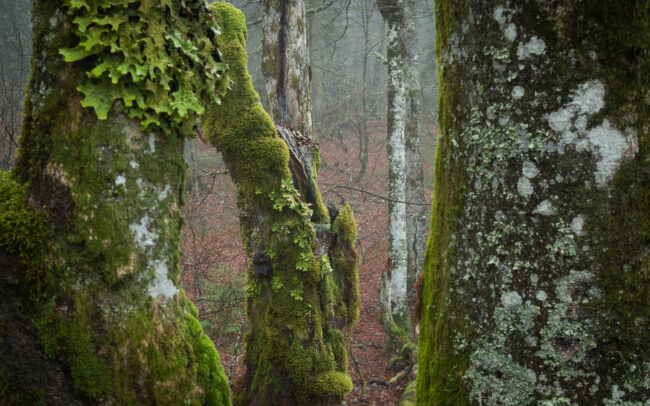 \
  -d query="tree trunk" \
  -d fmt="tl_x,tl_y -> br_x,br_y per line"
417,1 -> 649,405
204,4 -> 359,405
262,0 -> 313,141
379,0 -> 411,335
353,0 -> 373,184
0,1 -> 230,405
403,0 -> 427,293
